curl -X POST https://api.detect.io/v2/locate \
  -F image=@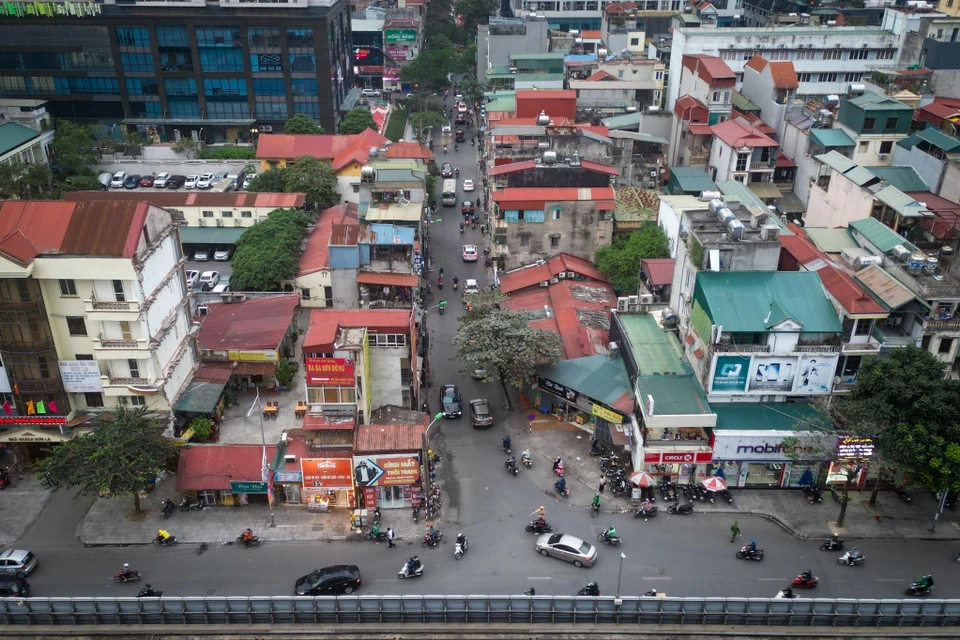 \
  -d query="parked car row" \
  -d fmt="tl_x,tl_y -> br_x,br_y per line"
185,270 -> 229,292
192,247 -> 231,262
100,170 -> 254,192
